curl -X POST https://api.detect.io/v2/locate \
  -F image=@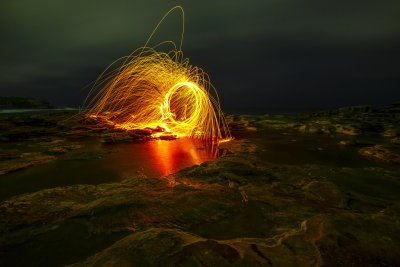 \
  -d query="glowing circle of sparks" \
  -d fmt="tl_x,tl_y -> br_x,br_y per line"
161,82 -> 202,134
